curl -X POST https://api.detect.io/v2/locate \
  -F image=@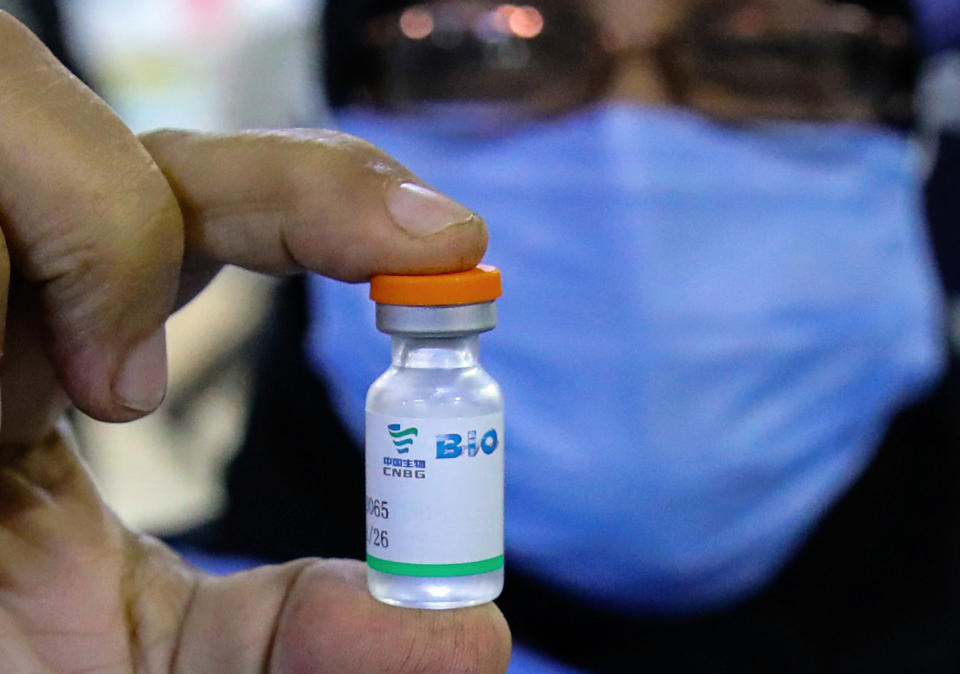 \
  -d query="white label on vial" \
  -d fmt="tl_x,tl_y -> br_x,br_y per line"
365,412 -> 504,577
